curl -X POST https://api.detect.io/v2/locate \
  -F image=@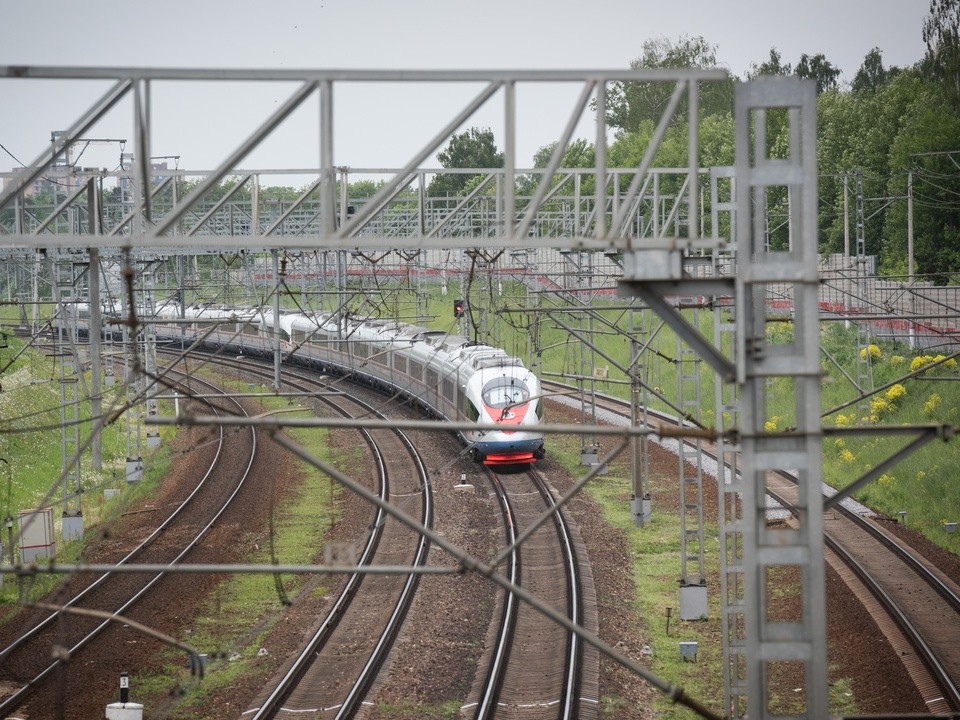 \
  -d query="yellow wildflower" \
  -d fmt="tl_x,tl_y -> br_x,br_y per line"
885,384 -> 906,402
924,393 -> 942,415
